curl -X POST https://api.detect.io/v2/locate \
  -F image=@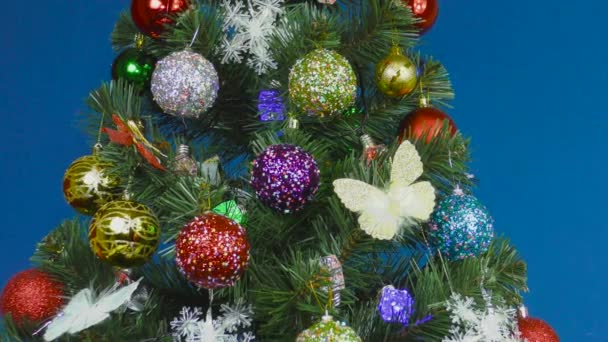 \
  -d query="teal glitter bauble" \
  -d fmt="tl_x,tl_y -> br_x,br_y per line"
428,191 -> 494,260
288,49 -> 357,117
